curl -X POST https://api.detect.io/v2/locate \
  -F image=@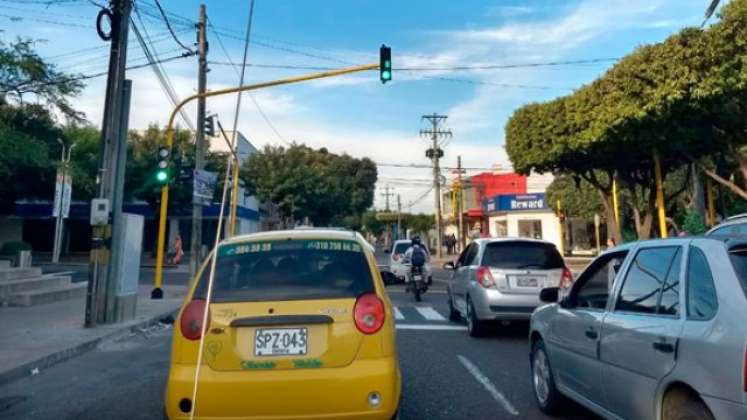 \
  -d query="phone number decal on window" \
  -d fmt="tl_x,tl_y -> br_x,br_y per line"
306,241 -> 362,253
221,242 -> 272,256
